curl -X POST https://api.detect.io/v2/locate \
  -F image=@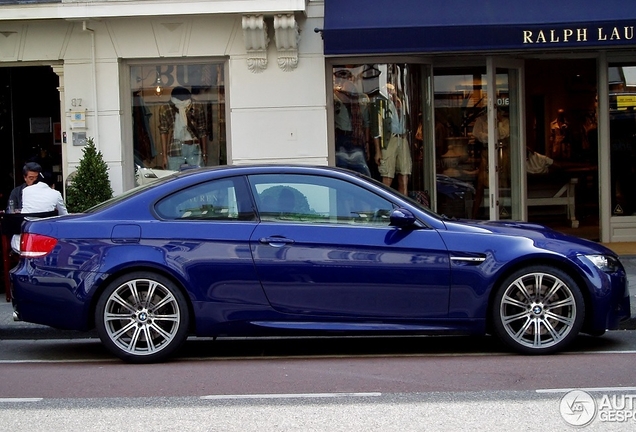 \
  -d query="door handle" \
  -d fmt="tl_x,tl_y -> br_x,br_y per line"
259,237 -> 295,247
